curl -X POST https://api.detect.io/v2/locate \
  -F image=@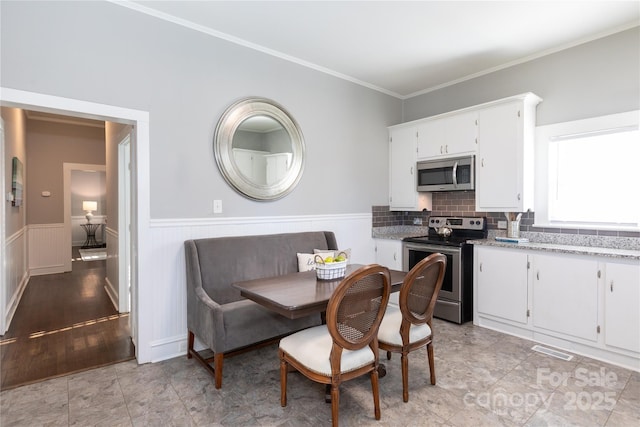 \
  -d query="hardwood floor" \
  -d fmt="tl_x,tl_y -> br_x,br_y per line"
0,248 -> 135,391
